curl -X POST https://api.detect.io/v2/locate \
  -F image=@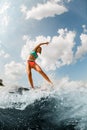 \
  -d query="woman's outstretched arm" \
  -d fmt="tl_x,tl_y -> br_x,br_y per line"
33,42 -> 49,51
